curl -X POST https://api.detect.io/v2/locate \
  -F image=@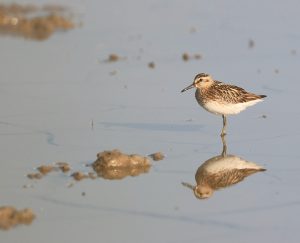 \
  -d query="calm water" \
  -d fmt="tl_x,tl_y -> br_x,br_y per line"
1,0 -> 300,242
